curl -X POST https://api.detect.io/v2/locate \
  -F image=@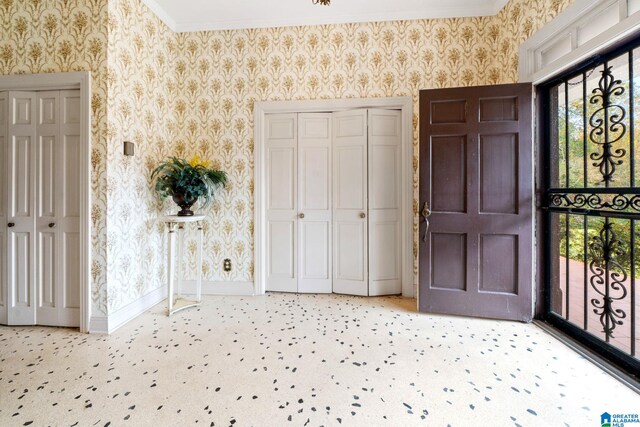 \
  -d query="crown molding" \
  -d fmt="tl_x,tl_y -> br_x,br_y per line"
141,0 -> 509,33
141,0 -> 178,31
